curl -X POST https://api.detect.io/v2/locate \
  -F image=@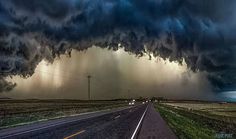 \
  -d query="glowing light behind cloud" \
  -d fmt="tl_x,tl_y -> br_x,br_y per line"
37,60 -> 63,89
4,47 -> 213,100
219,91 -> 236,102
